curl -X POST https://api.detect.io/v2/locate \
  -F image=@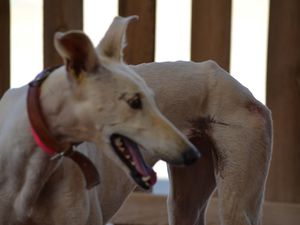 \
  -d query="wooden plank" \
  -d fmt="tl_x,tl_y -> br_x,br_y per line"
43,0 -> 83,68
266,0 -> 300,203
119,0 -> 156,65
191,0 -> 231,71
261,201 -> 300,225
111,193 -> 300,225
111,193 -> 167,225
0,0 -> 10,97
